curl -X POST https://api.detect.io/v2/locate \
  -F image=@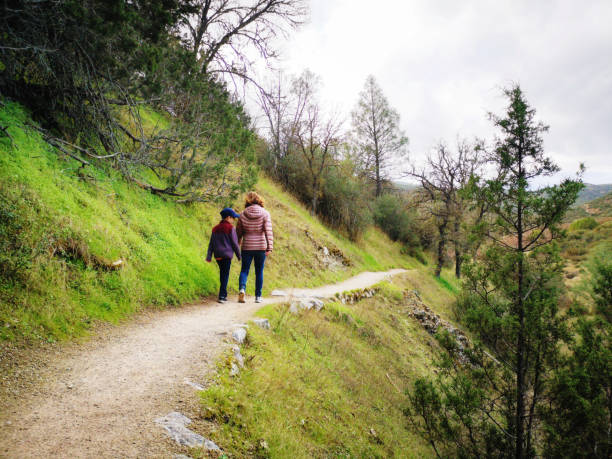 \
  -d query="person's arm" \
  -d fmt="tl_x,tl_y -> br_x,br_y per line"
206,234 -> 214,262
230,228 -> 241,260
264,212 -> 273,253
236,218 -> 243,245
